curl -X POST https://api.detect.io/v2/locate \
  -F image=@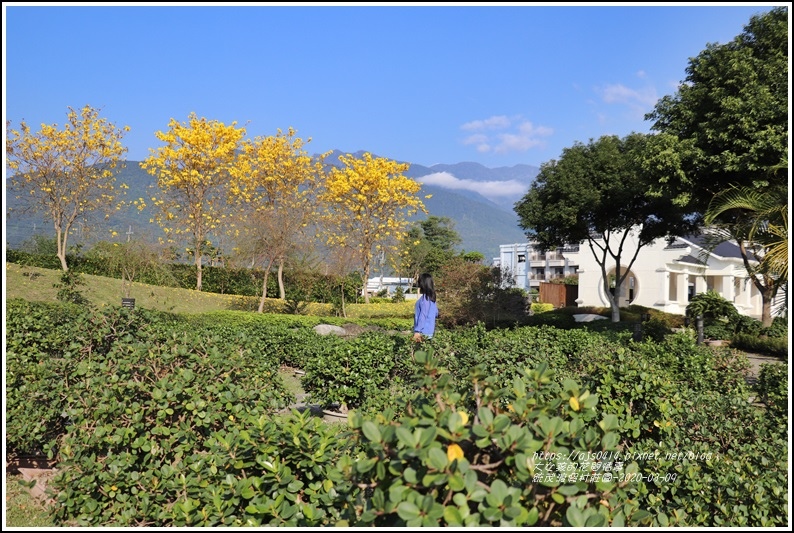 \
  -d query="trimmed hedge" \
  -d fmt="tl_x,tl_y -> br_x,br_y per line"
5,303 -> 788,527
